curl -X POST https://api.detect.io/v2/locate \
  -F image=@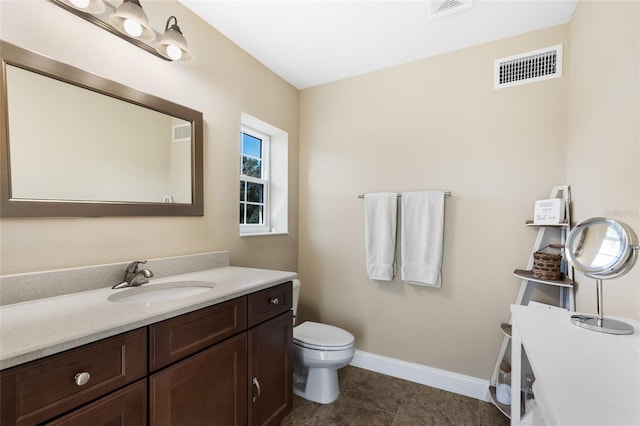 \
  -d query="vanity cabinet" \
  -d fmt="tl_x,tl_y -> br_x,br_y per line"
0,329 -> 147,426
149,296 -> 249,425
148,283 -> 293,426
248,311 -> 293,426
150,333 -> 248,425
0,281 -> 293,426
247,284 -> 293,426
